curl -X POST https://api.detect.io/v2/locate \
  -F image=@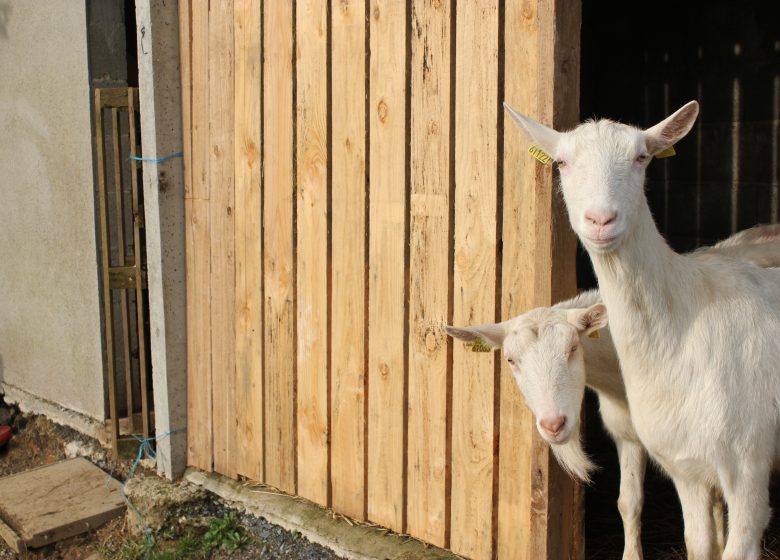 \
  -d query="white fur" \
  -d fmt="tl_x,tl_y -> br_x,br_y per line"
447,229 -> 780,560
505,100 -> 780,560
